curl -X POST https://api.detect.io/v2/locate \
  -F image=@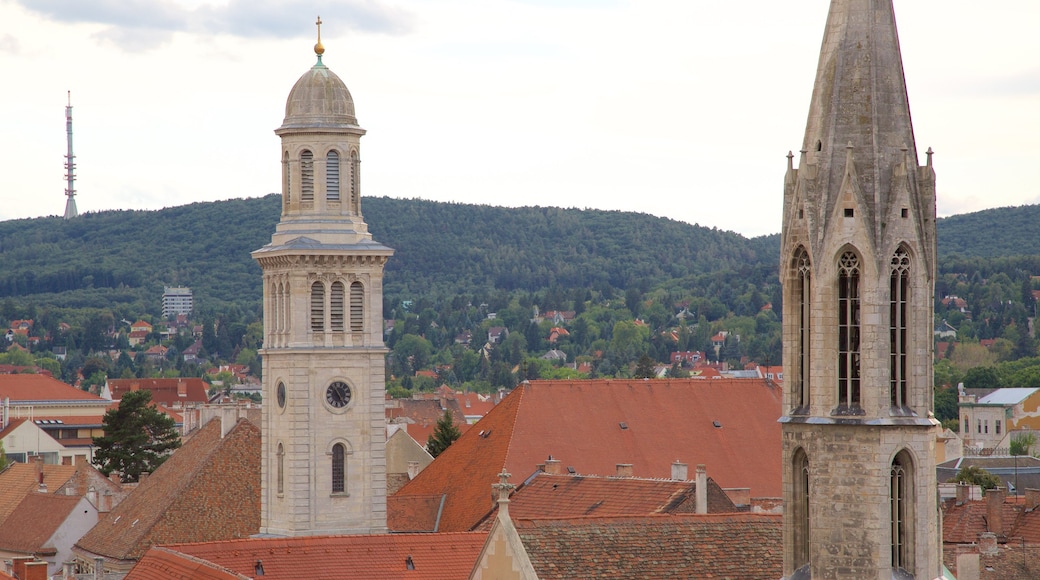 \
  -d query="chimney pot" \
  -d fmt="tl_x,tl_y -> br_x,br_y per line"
955,482 -> 969,505
615,463 -> 633,477
671,461 -> 688,481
